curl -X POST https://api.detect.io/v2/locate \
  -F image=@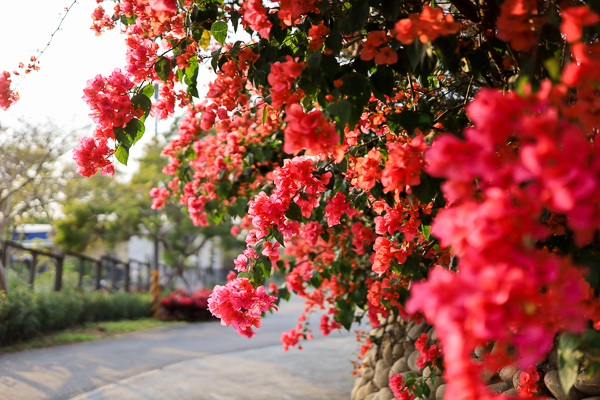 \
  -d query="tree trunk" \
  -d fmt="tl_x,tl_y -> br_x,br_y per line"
0,258 -> 9,294
177,268 -> 192,293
